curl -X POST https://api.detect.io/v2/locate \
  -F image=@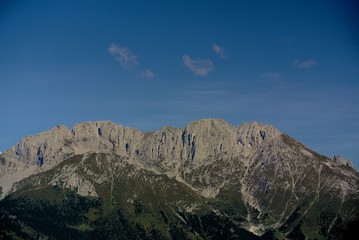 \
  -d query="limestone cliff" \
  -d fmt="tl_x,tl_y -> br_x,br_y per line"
0,119 -> 283,197
0,119 -> 357,237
